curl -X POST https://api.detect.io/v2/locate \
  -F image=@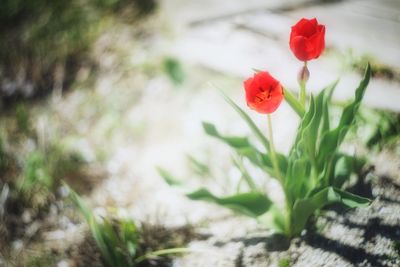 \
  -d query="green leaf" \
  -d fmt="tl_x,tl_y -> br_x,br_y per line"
285,157 -> 310,201
120,219 -> 138,257
283,88 -> 305,117
276,153 -> 288,177
187,188 -> 272,217
291,186 -> 370,235
285,94 -> 323,198
68,186 -> 120,266
257,204 -> 287,234
232,156 -> 258,192
332,155 -> 352,188
203,122 -> 251,149
338,64 -> 371,129
99,219 -> 123,266
304,95 -> 323,161
291,94 -> 318,160
333,154 -> 367,188
157,167 -> 182,186
297,81 -> 337,162
318,64 -> 371,182
68,184 -> 92,222
320,80 -> 339,135
220,92 -> 270,151
21,151 -> 53,190
186,154 -> 210,176
164,57 -> 185,85
283,81 -> 340,201
202,122 -> 287,178
356,108 -> 400,151
88,216 -> 117,266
